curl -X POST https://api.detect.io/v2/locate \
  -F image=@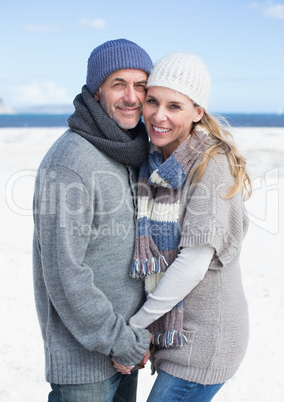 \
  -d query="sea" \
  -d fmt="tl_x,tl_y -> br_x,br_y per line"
0,113 -> 284,127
